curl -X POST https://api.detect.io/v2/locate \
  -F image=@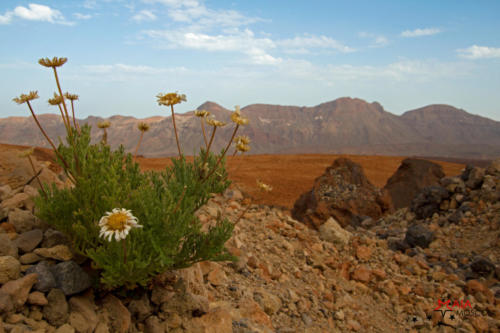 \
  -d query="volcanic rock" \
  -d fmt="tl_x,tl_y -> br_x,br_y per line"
292,158 -> 392,228
383,158 -> 444,209
410,185 -> 449,219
